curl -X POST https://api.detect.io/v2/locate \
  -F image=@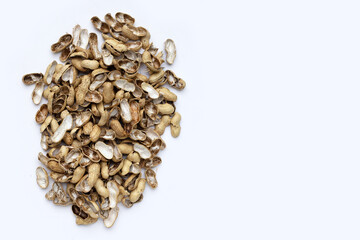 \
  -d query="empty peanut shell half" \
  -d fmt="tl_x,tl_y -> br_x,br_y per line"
51,34 -> 73,53
36,167 -> 49,189
164,39 -> 176,64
